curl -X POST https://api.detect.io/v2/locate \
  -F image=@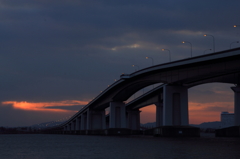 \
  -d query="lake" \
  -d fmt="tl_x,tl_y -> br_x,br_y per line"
0,133 -> 239,159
